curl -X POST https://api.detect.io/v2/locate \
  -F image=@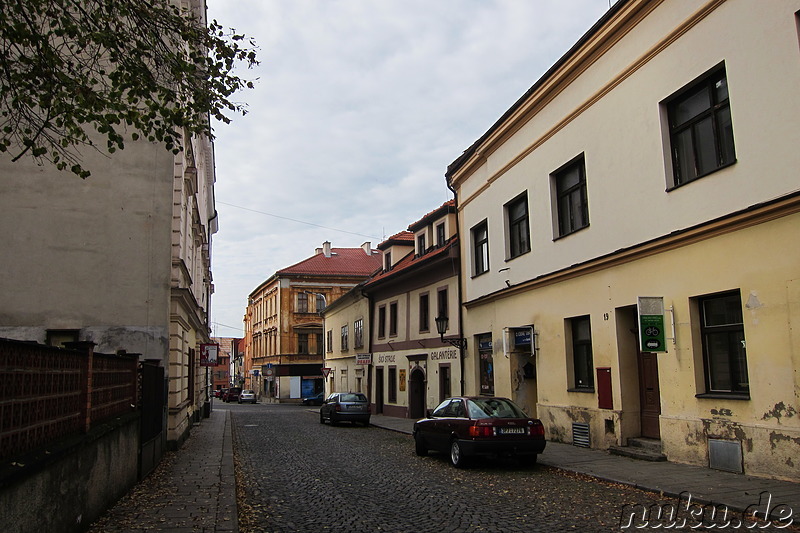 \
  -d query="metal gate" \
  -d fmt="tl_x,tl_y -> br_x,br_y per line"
138,360 -> 166,479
